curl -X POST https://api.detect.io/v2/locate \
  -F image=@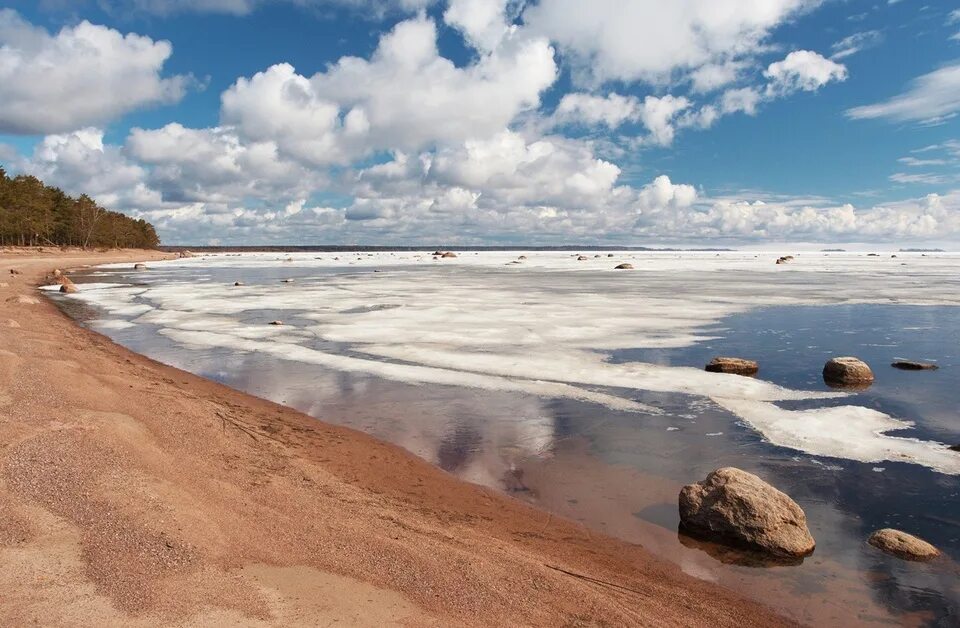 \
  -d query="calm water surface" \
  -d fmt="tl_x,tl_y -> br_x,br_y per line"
58,258 -> 960,626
